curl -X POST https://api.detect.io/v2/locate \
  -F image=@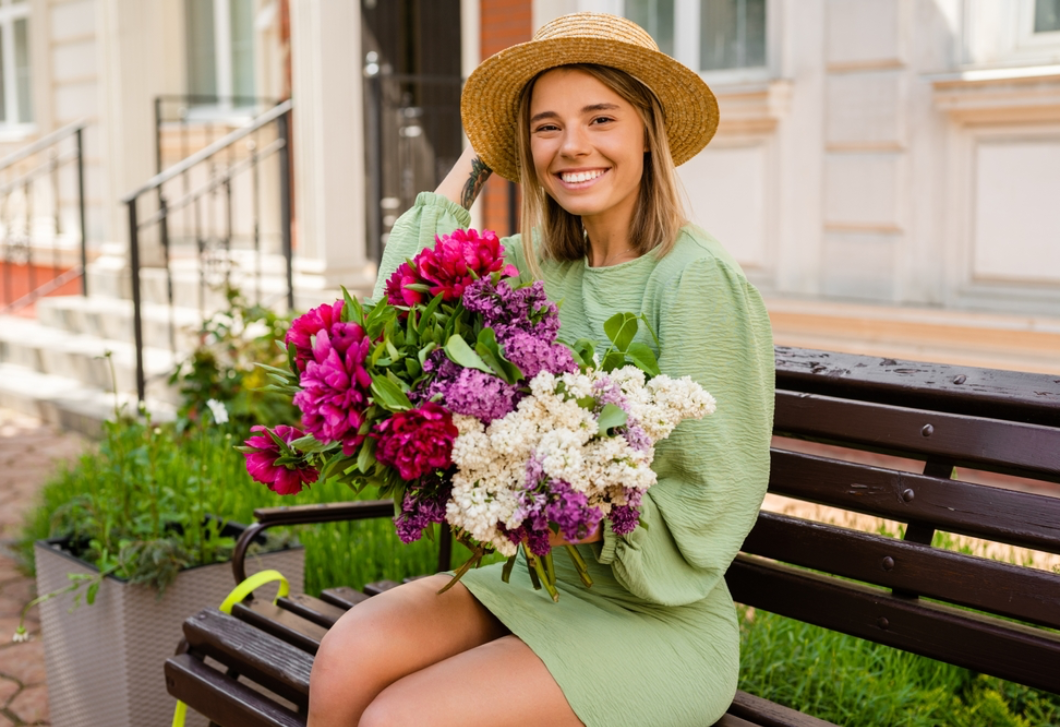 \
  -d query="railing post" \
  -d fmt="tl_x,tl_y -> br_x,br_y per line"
278,109 -> 294,311
127,198 -> 146,404
76,126 -> 88,297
